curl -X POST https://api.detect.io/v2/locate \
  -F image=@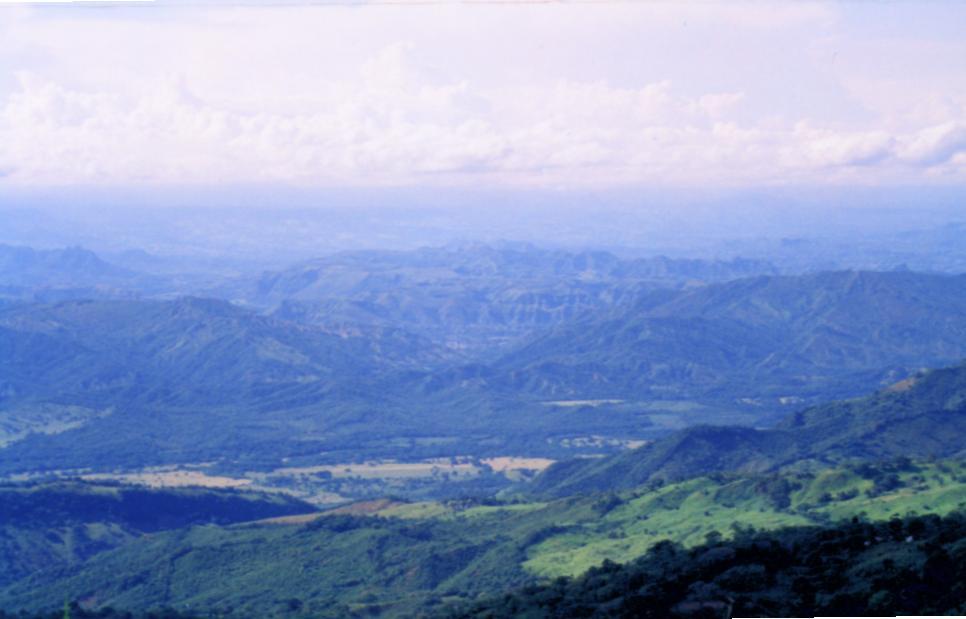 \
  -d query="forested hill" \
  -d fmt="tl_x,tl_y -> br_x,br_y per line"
488,270 -> 966,402
6,459 -> 964,617
5,510 -> 966,619
441,511 -> 966,618
0,296 -> 453,473
531,360 -> 966,497
0,481 -> 315,531
0,296 -> 444,405
0,481 -> 315,590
